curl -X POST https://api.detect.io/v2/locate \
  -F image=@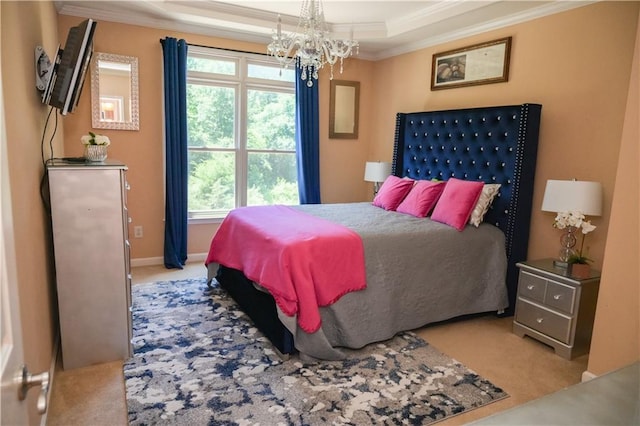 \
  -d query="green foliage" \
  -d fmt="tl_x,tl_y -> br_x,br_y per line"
186,80 -> 298,214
